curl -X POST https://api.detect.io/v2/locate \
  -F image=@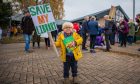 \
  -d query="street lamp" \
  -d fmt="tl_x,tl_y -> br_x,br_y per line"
133,0 -> 135,21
